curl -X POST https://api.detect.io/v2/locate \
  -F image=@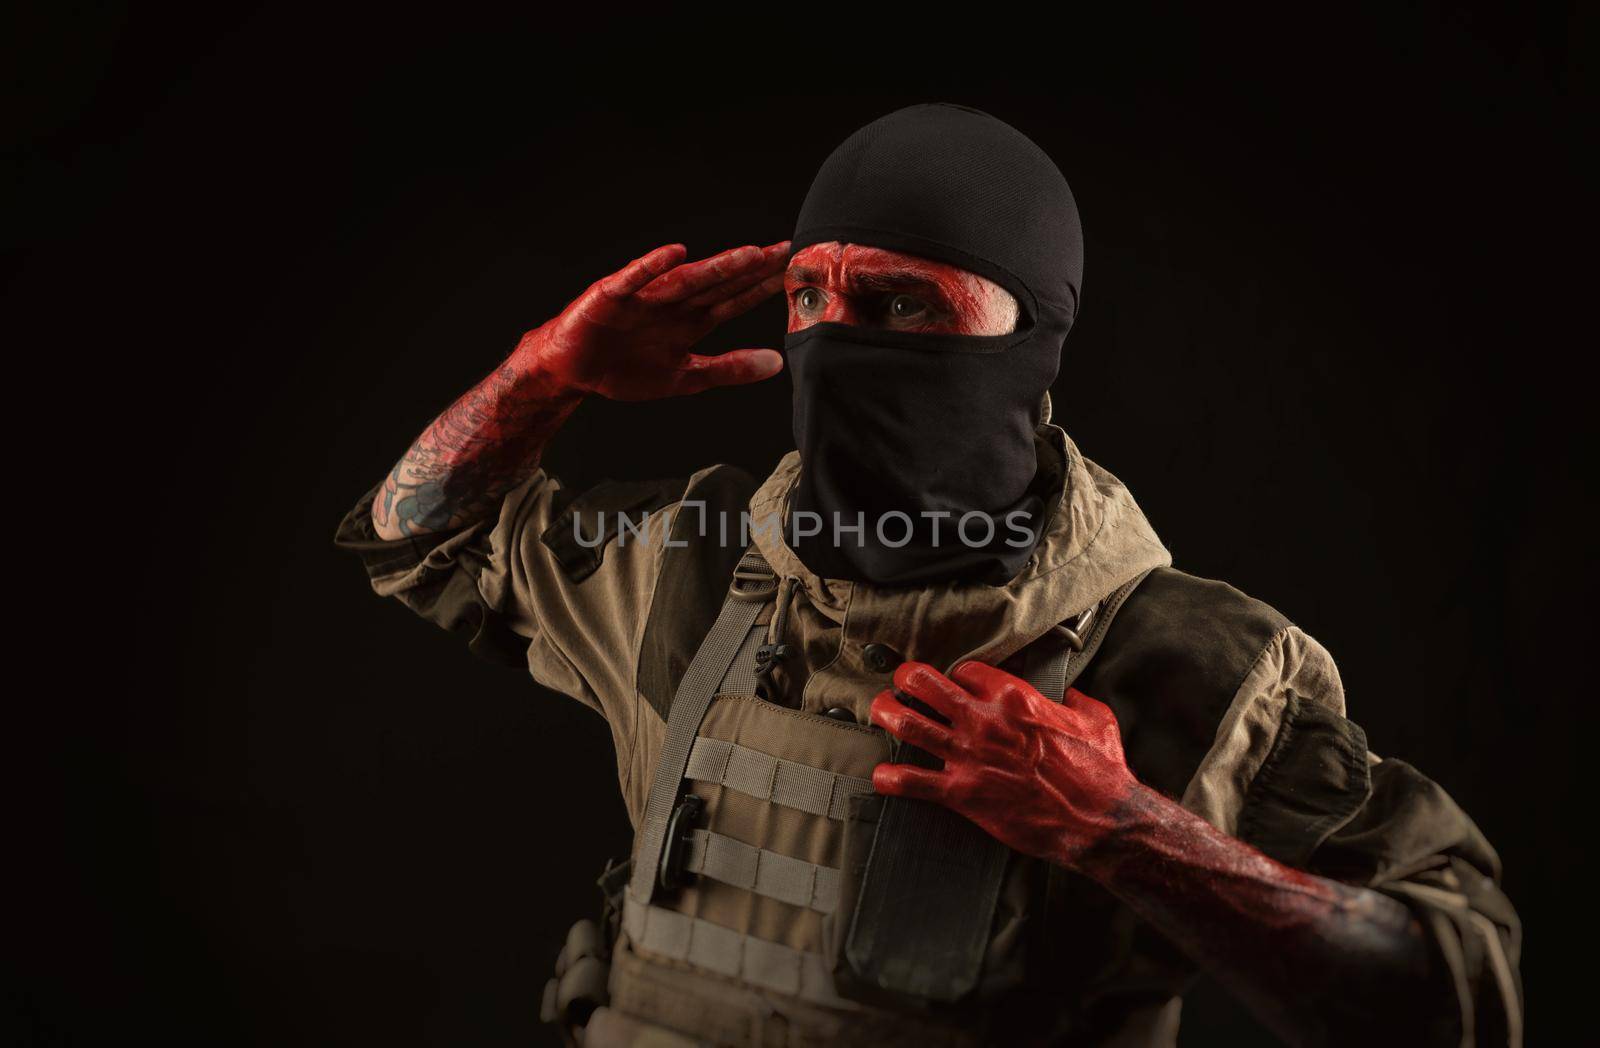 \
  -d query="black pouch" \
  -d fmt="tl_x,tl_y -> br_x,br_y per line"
826,735 -> 1038,1013
821,579 -> 1148,1010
